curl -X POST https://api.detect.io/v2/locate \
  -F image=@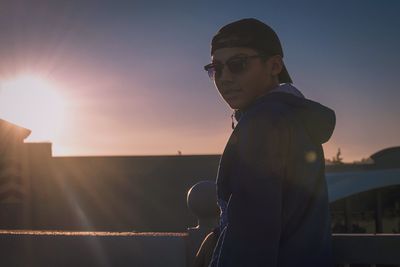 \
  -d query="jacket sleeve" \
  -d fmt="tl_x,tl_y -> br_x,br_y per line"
216,113 -> 290,267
